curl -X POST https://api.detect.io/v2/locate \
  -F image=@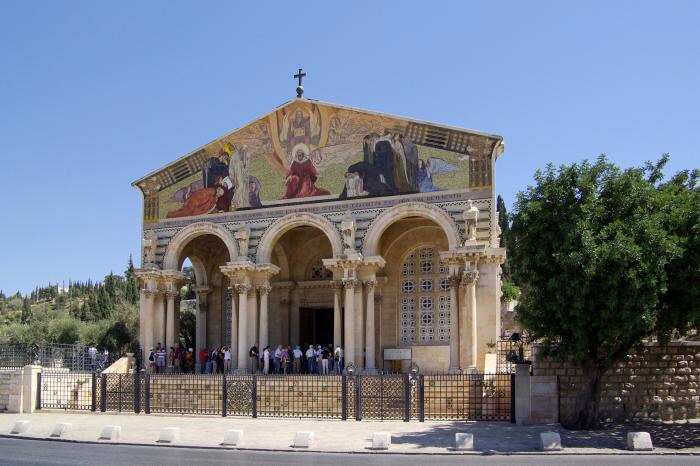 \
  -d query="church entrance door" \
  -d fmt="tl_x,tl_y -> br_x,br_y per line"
299,308 -> 333,346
